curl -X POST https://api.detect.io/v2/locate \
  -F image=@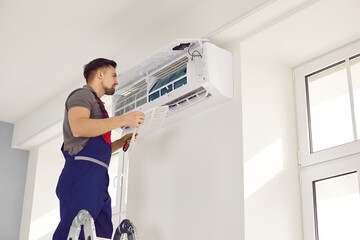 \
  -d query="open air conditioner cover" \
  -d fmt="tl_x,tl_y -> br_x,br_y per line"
112,39 -> 233,126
